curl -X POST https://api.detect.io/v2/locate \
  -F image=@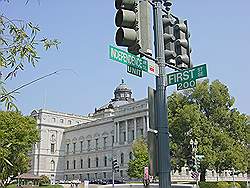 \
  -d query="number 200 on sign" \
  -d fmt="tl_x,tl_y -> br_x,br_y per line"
177,80 -> 196,90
